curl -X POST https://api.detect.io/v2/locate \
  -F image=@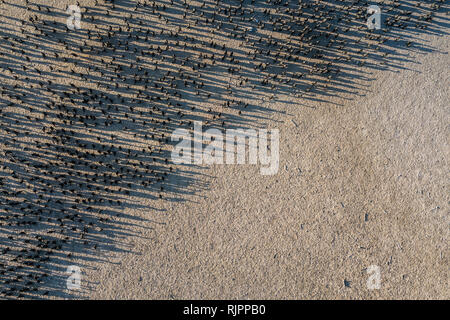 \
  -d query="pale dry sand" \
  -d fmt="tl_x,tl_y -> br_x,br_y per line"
85,30 -> 449,299
0,0 -> 448,300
